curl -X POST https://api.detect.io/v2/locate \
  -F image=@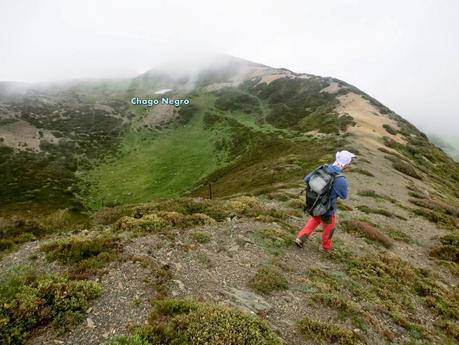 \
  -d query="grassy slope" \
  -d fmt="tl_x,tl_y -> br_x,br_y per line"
78,94 -> 222,209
